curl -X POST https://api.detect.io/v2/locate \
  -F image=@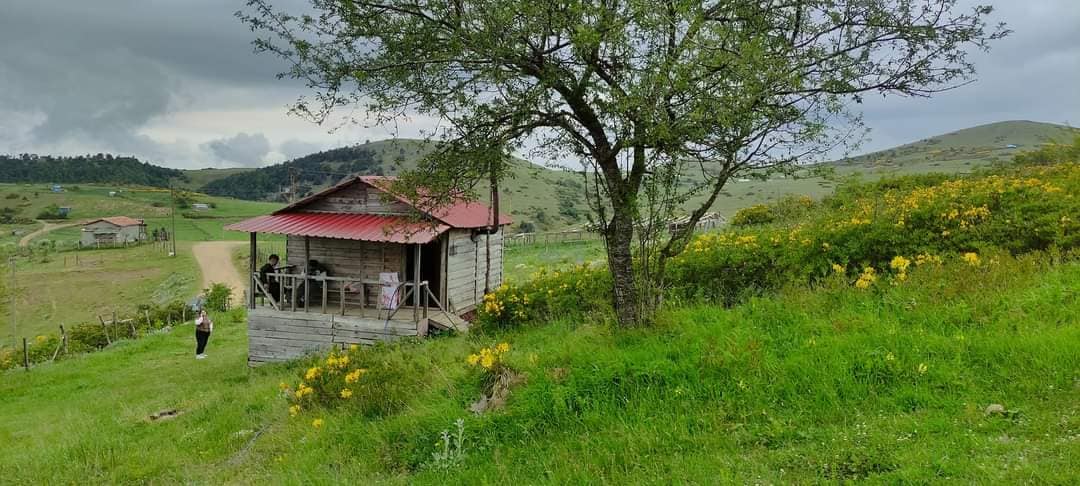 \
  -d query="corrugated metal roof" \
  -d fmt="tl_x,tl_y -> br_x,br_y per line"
274,175 -> 511,229
358,176 -> 511,229
224,213 -> 447,244
84,216 -> 145,227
